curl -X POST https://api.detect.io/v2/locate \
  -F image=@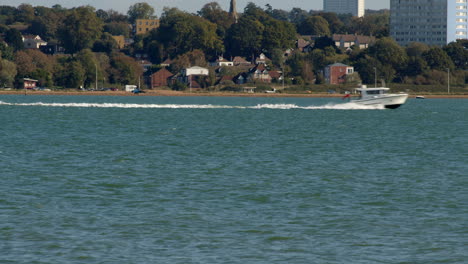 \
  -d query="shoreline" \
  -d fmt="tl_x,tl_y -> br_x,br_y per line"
1,89 -> 468,99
